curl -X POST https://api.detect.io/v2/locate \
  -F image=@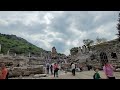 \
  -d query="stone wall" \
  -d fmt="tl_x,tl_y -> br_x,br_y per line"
8,65 -> 44,78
